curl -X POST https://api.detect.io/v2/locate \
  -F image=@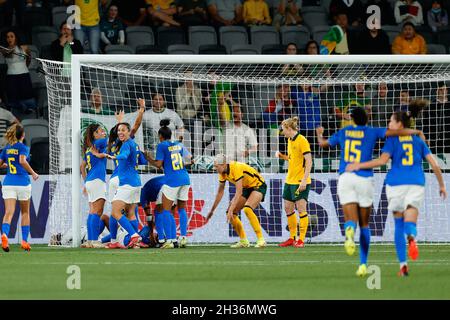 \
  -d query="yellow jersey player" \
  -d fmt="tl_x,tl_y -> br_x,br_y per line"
207,155 -> 267,248
276,117 -> 313,248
